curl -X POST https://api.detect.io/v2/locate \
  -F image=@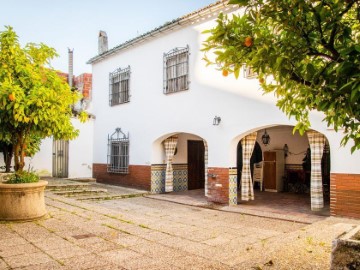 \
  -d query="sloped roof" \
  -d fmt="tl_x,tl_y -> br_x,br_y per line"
87,0 -> 235,64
